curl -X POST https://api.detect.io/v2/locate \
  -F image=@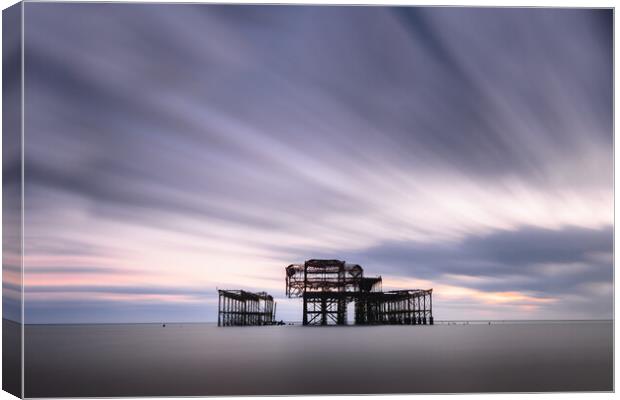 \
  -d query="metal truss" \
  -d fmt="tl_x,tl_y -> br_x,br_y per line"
286,259 -> 433,326
217,289 -> 276,327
